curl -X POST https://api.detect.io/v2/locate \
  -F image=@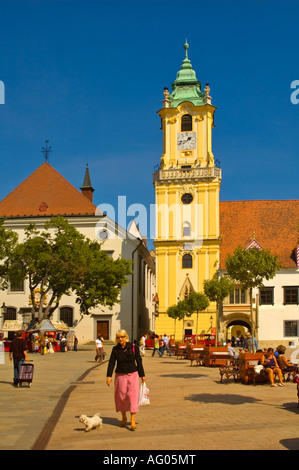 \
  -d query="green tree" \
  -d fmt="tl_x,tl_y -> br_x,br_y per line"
72,239 -> 132,315
0,219 -> 18,290
225,246 -> 281,351
166,301 -> 187,340
6,216 -> 132,322
184,292 -> 210,341
167,293 -> 210,341
204,275 -> 235,346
